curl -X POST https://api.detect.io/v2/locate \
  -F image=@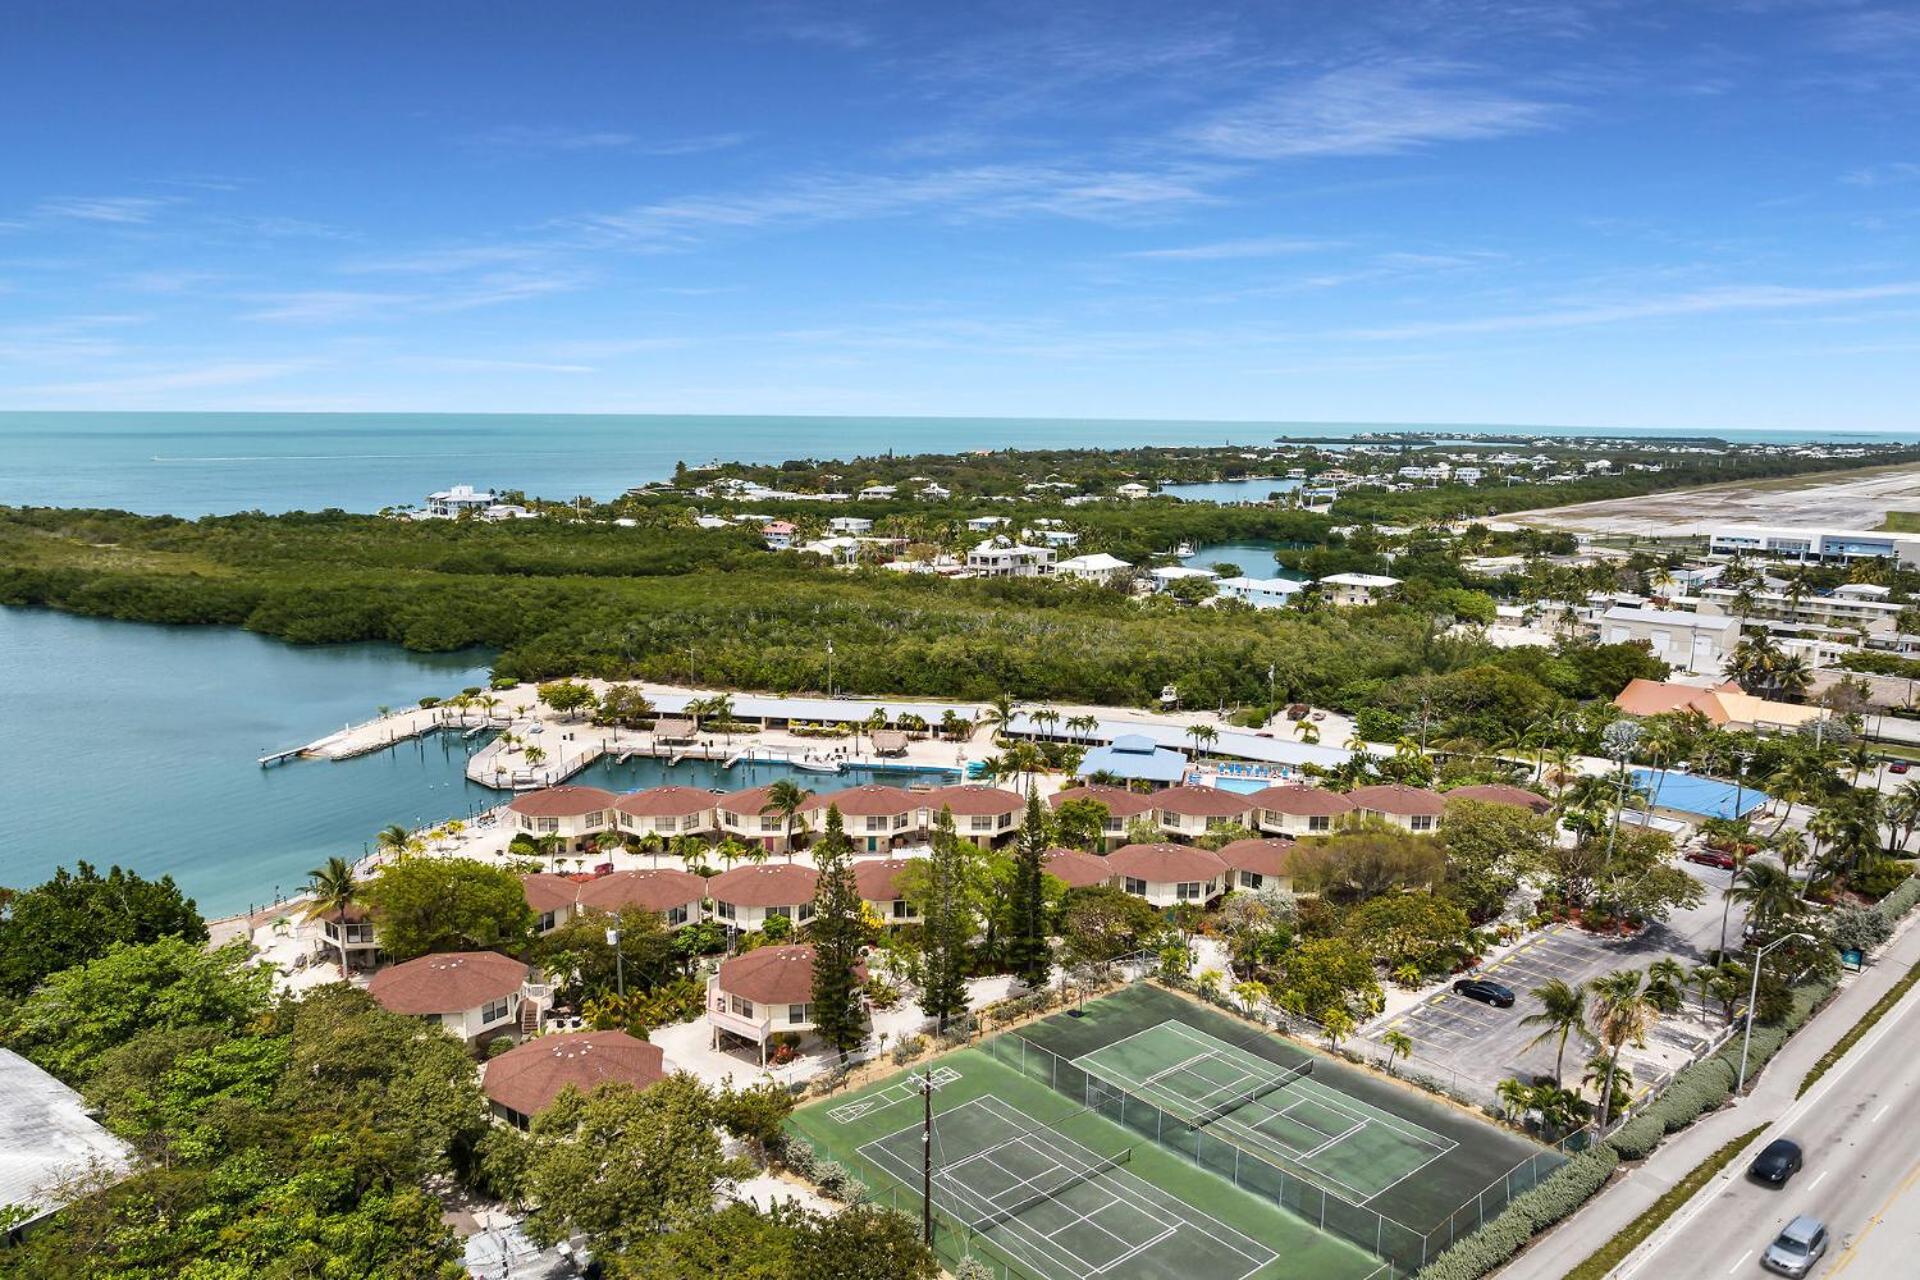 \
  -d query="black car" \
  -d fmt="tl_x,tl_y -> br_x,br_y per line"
1749,1138 -> 1804,1186
1452,978 -> 1516,1008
